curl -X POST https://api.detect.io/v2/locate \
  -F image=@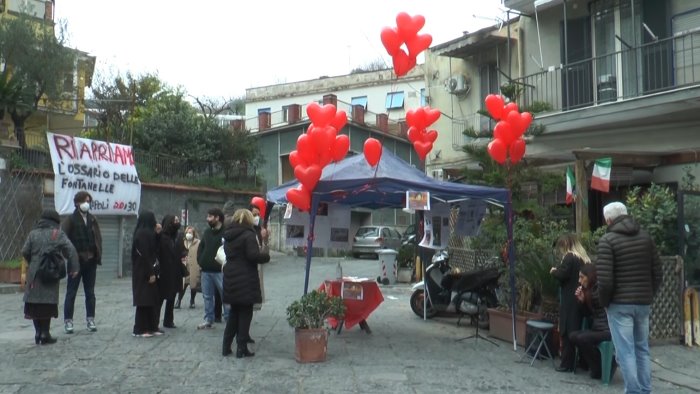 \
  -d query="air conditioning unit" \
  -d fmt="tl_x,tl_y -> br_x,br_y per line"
445,74 -> 470,95
431,169 -> 444,181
